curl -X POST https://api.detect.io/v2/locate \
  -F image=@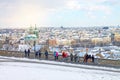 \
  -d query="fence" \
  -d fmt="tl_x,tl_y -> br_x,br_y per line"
0,50 -> 120,67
